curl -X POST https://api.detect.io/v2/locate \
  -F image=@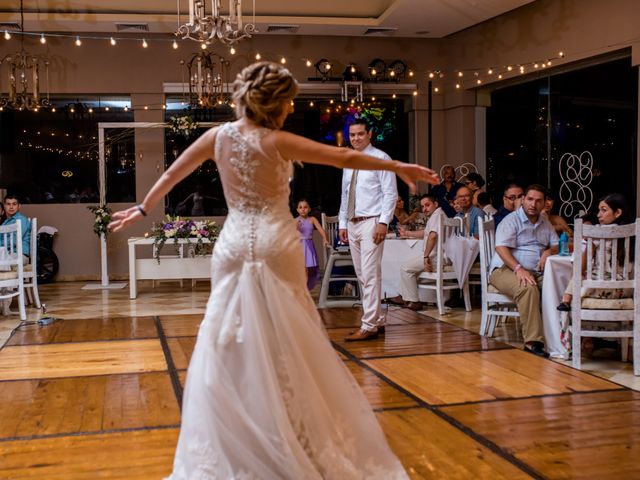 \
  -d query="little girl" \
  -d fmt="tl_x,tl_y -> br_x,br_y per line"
295,199 -> 330,290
